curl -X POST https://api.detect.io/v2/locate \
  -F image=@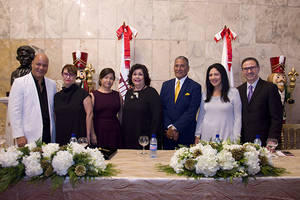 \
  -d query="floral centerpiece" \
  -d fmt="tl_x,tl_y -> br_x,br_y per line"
0,140 -> 116,192
158,141 -> 285,182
